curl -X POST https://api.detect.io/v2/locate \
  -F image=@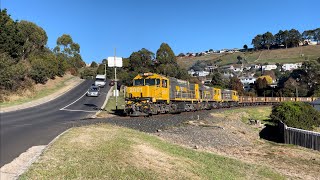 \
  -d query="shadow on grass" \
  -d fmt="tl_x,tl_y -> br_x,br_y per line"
259,120 -> 284,143
109,109 -> 126,116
